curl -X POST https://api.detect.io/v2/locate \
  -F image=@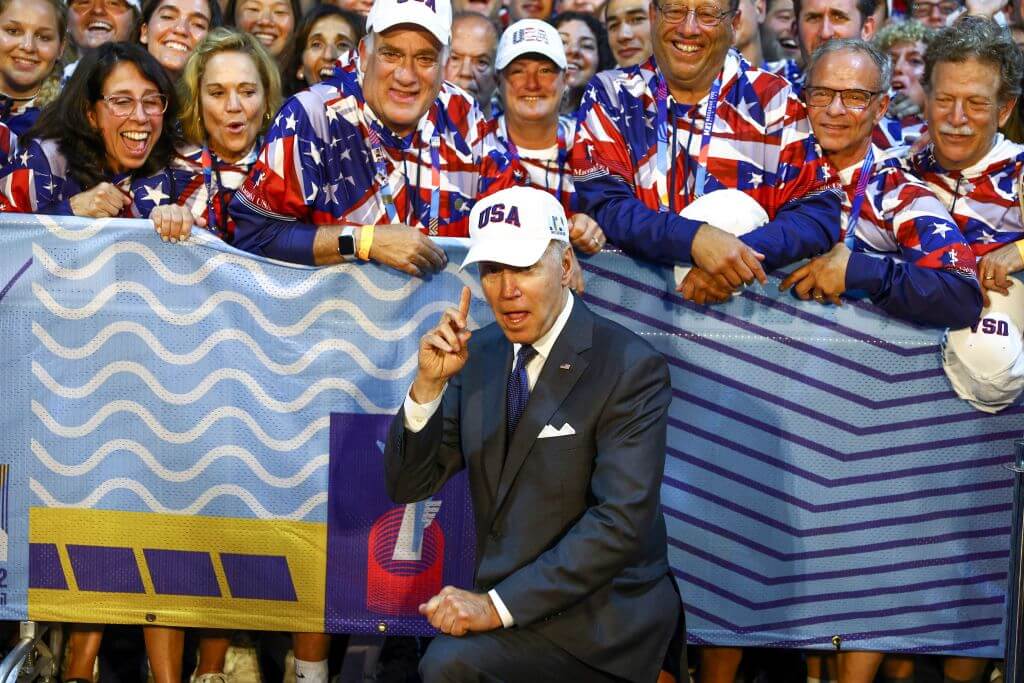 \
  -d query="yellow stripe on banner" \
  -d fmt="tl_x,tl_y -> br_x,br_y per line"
28,508 -> 326,632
